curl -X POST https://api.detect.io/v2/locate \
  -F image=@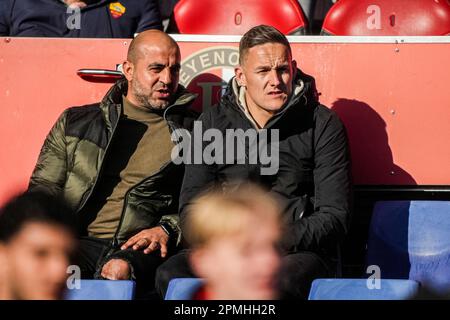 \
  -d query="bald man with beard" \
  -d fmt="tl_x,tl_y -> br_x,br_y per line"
28,30 -> 198,298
